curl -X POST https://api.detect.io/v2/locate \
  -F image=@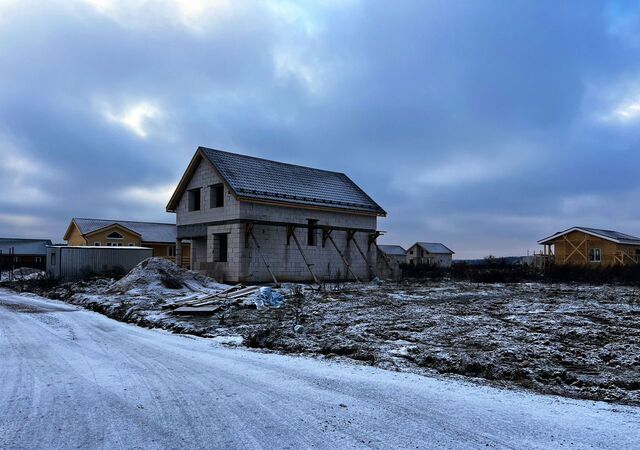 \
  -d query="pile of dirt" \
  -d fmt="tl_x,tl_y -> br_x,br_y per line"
106,257 -> 223,296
